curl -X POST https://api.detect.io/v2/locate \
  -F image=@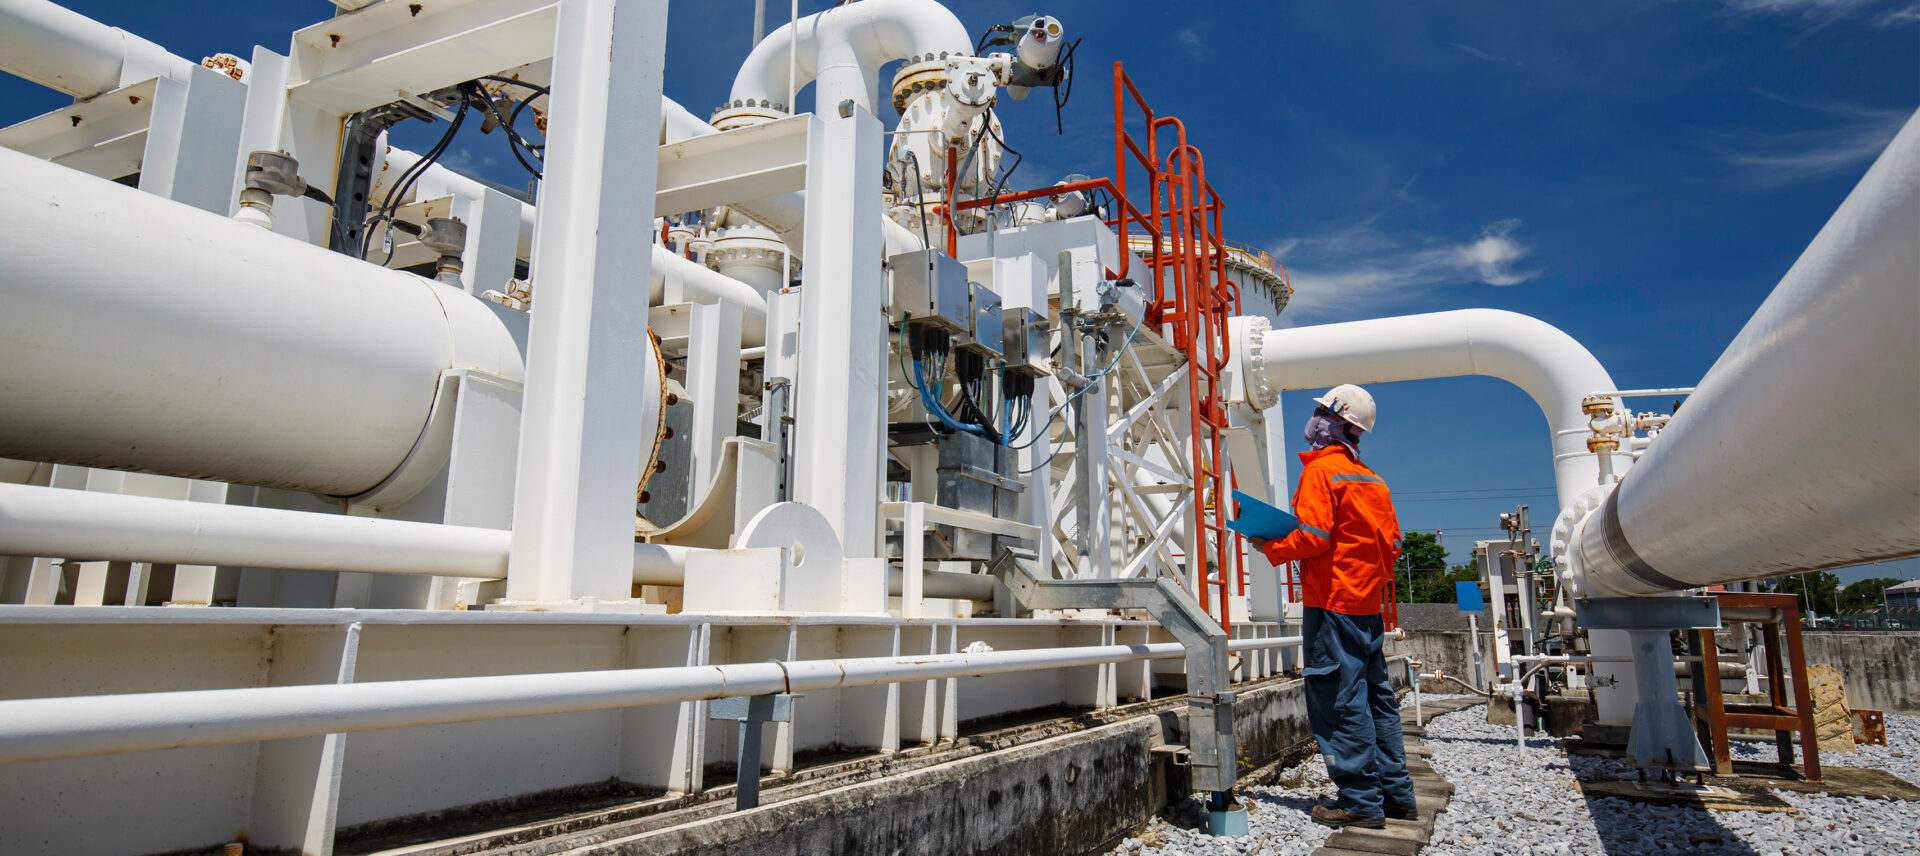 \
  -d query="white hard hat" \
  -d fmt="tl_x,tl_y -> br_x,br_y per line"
1313,384 -> 1376,434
